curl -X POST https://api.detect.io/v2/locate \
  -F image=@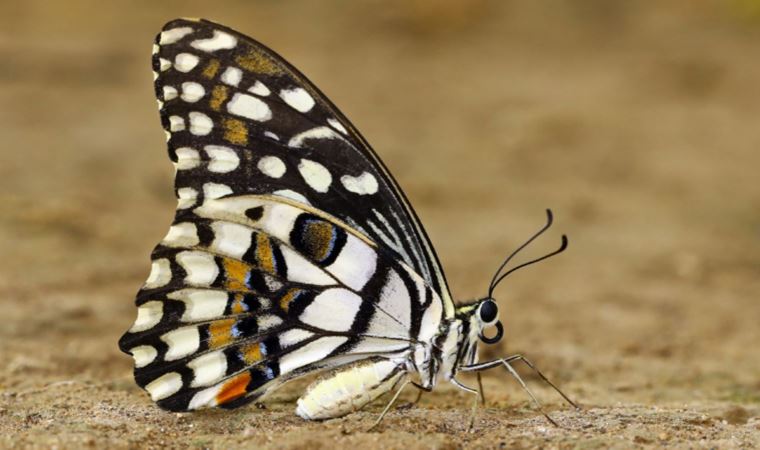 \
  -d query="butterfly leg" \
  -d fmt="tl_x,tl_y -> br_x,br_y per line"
505,354 -> 578,409
451,377 -> 482,431
397,381 -> 429,410
412,384 -> 425,405
476,372 -> 486,406
459,355 -> 578,427
367,378 -> 412,432
461,355 -> 578,409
